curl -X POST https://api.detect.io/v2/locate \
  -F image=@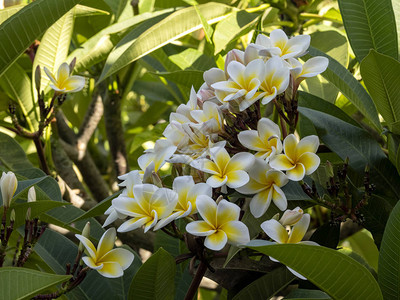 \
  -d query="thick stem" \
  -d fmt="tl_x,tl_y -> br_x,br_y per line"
33,136 -> 51,175
184,260 -> 208,300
